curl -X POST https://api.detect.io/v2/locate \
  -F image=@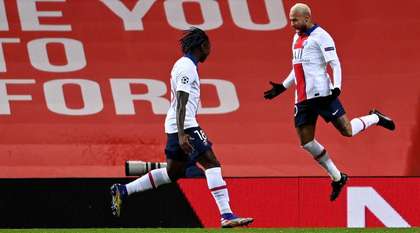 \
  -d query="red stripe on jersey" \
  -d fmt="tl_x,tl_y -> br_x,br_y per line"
294,35 -> 309,102
294,35 -> 308,49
